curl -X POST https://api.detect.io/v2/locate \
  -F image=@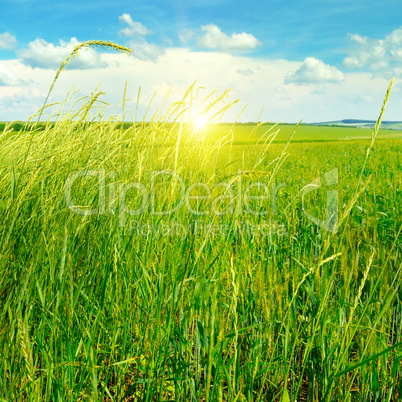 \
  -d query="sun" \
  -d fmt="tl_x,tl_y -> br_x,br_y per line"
193,115 -> 209,131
